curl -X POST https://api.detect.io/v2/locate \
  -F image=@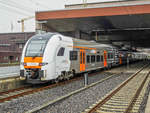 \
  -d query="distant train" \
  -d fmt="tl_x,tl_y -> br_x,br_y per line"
20,32 -> 147,84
